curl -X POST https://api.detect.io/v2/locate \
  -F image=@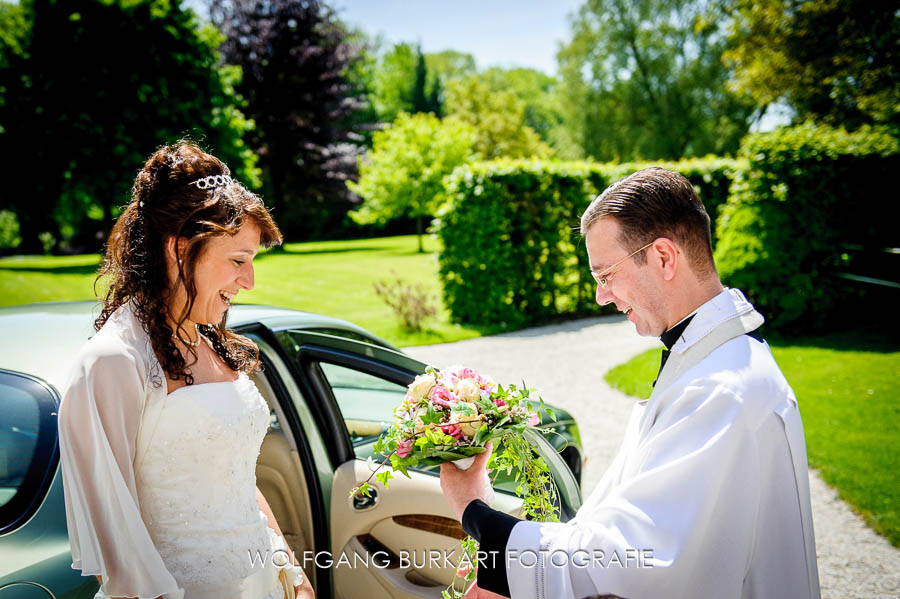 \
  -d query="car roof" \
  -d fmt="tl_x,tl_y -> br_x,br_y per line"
0,301 -> 394,393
